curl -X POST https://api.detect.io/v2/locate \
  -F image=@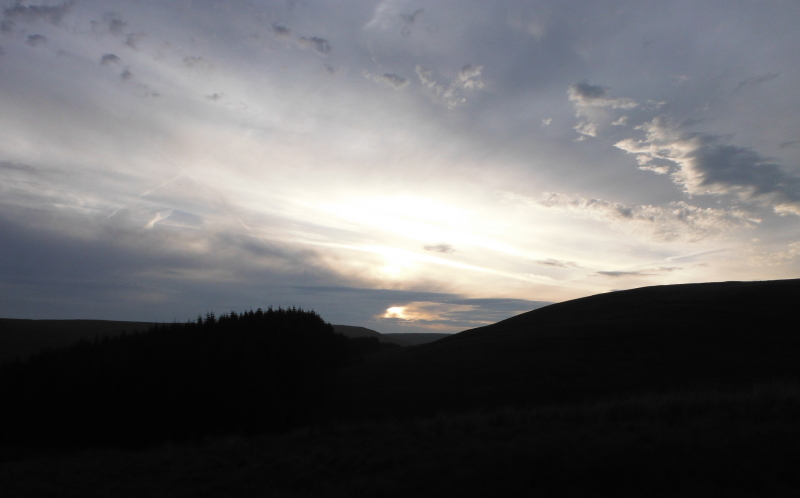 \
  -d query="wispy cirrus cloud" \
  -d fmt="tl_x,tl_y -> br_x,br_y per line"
416,64 -> 484,109
596,267 -> 680,277
504,191 -> 753,243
